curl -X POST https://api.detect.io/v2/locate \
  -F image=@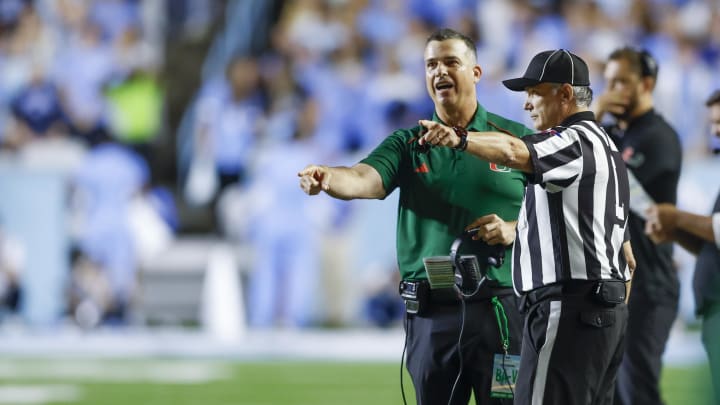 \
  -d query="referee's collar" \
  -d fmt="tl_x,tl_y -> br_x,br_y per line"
559,111 -> 596,127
